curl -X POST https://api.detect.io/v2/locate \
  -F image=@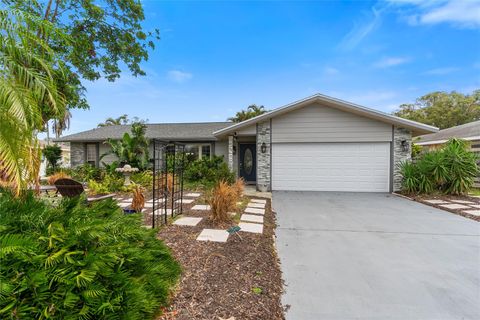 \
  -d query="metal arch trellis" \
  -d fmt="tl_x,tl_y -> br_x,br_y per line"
152,140 -> 185,228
